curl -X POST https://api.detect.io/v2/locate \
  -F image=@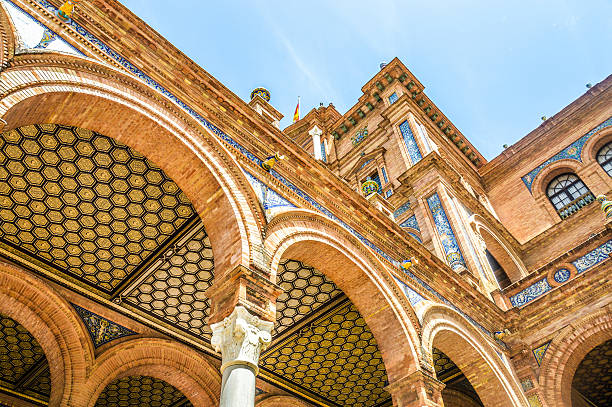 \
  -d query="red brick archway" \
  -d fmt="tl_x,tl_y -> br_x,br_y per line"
419,303 -> 527,407
539,307 -> 612,407
264,209 -> 422,386
0,53 -> 265,277
0,1 -> 16,68
79,337 -> 221,407
0,261 -> 92,406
